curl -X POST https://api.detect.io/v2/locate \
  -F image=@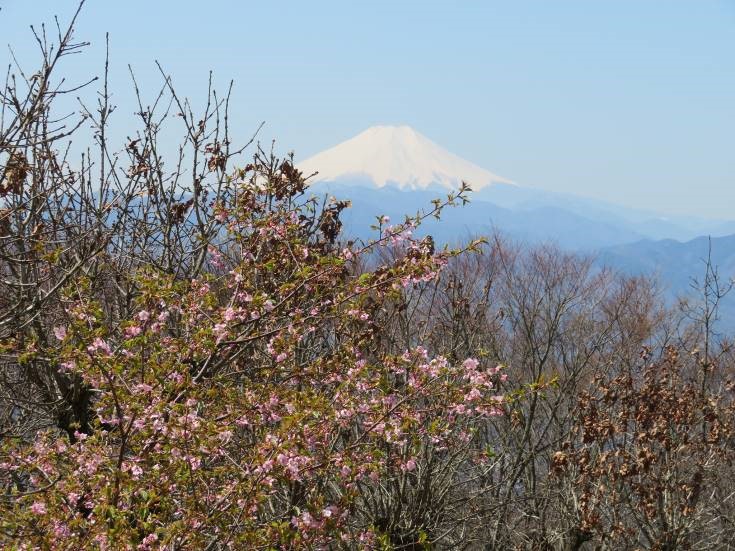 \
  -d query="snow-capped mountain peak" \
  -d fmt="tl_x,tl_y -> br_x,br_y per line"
298,125 -> 513,191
